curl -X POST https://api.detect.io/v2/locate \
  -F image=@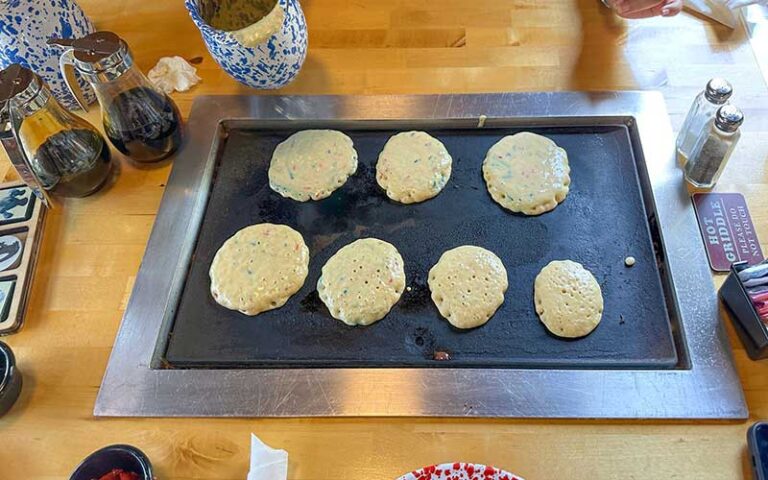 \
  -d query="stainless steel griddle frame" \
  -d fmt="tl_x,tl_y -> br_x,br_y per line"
95,92 -> 747,419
